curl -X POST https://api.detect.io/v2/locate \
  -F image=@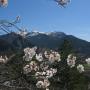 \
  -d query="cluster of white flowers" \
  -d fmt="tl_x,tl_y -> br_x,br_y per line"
67,54 -> 85,73
67,54 -> 76,68
0,0 -> 8,7
86,58 -> 90,65
23,47 -> 60,90
35,68 -> 57,79
36,53 -> 43,62
77,64 -> 84,73
36,79 -> 50,90
23,47 -> 37,61
23,61 -> 39,74
23,47 -> 85,89
46,68 -> 57,78
0,55 -> 8,64
44,50 -> 61,63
